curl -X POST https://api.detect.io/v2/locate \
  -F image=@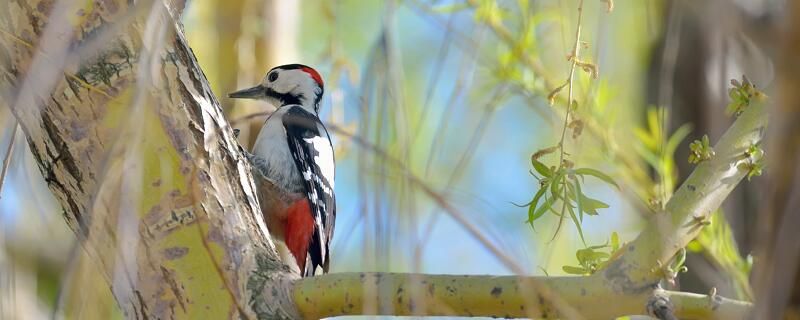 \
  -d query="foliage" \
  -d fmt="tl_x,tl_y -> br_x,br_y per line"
654,248 -> 689,286
688,135 -> 715,164
633,107 -> 691,209
562,232 -> 620,275
740,144 -> 765,180
687,211 -> 754,300
728,77 -> 767,180
727,75 -> 766,117
518,0 -> 622,260
525,157 -> 618,245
